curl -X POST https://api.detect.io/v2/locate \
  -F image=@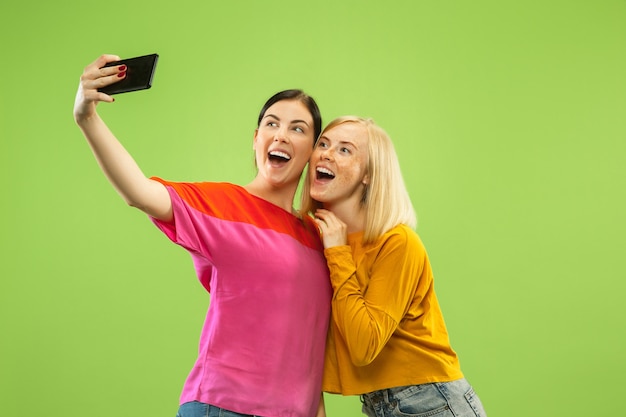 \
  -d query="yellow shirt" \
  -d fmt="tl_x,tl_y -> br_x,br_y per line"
322,224 -> 463,395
